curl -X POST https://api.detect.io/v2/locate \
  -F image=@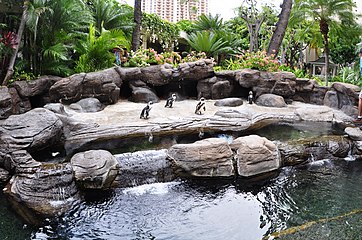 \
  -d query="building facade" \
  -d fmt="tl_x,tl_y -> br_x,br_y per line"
141,0 -> 208,23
